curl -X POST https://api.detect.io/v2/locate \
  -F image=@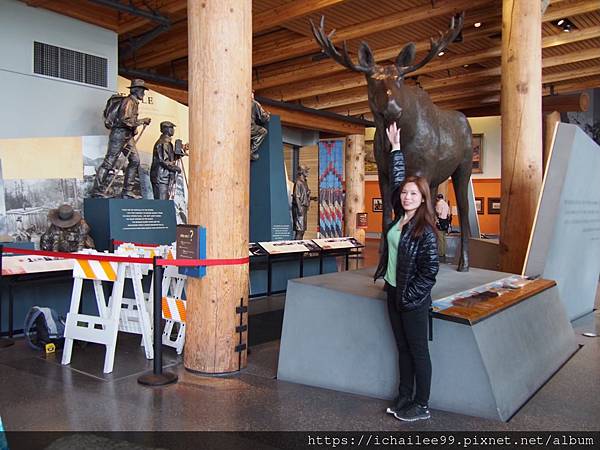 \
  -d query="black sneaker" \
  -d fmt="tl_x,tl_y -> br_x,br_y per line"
386,395 -> 411,416
393,402 -> 431,422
